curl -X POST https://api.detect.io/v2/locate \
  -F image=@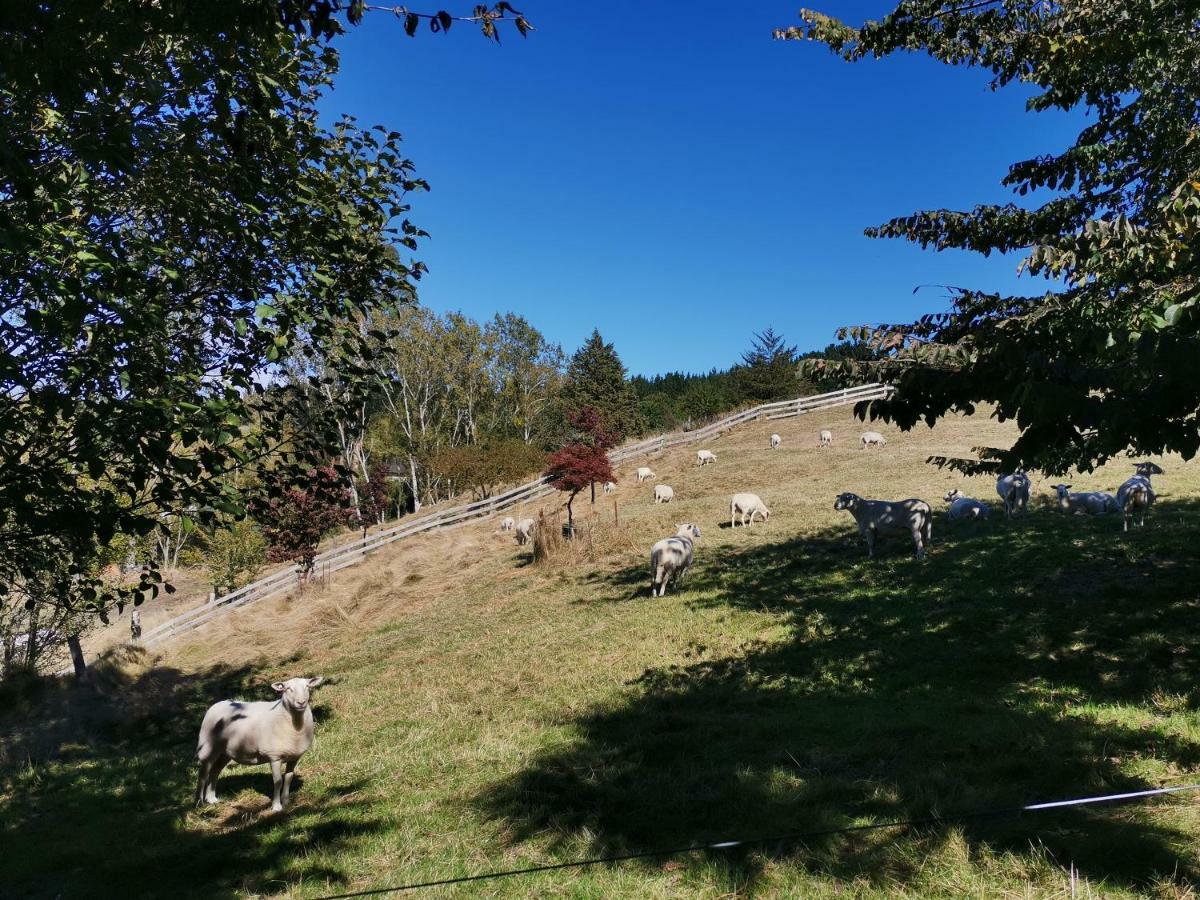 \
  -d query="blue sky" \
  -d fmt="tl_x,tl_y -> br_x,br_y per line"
323,2 -> 1080,376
